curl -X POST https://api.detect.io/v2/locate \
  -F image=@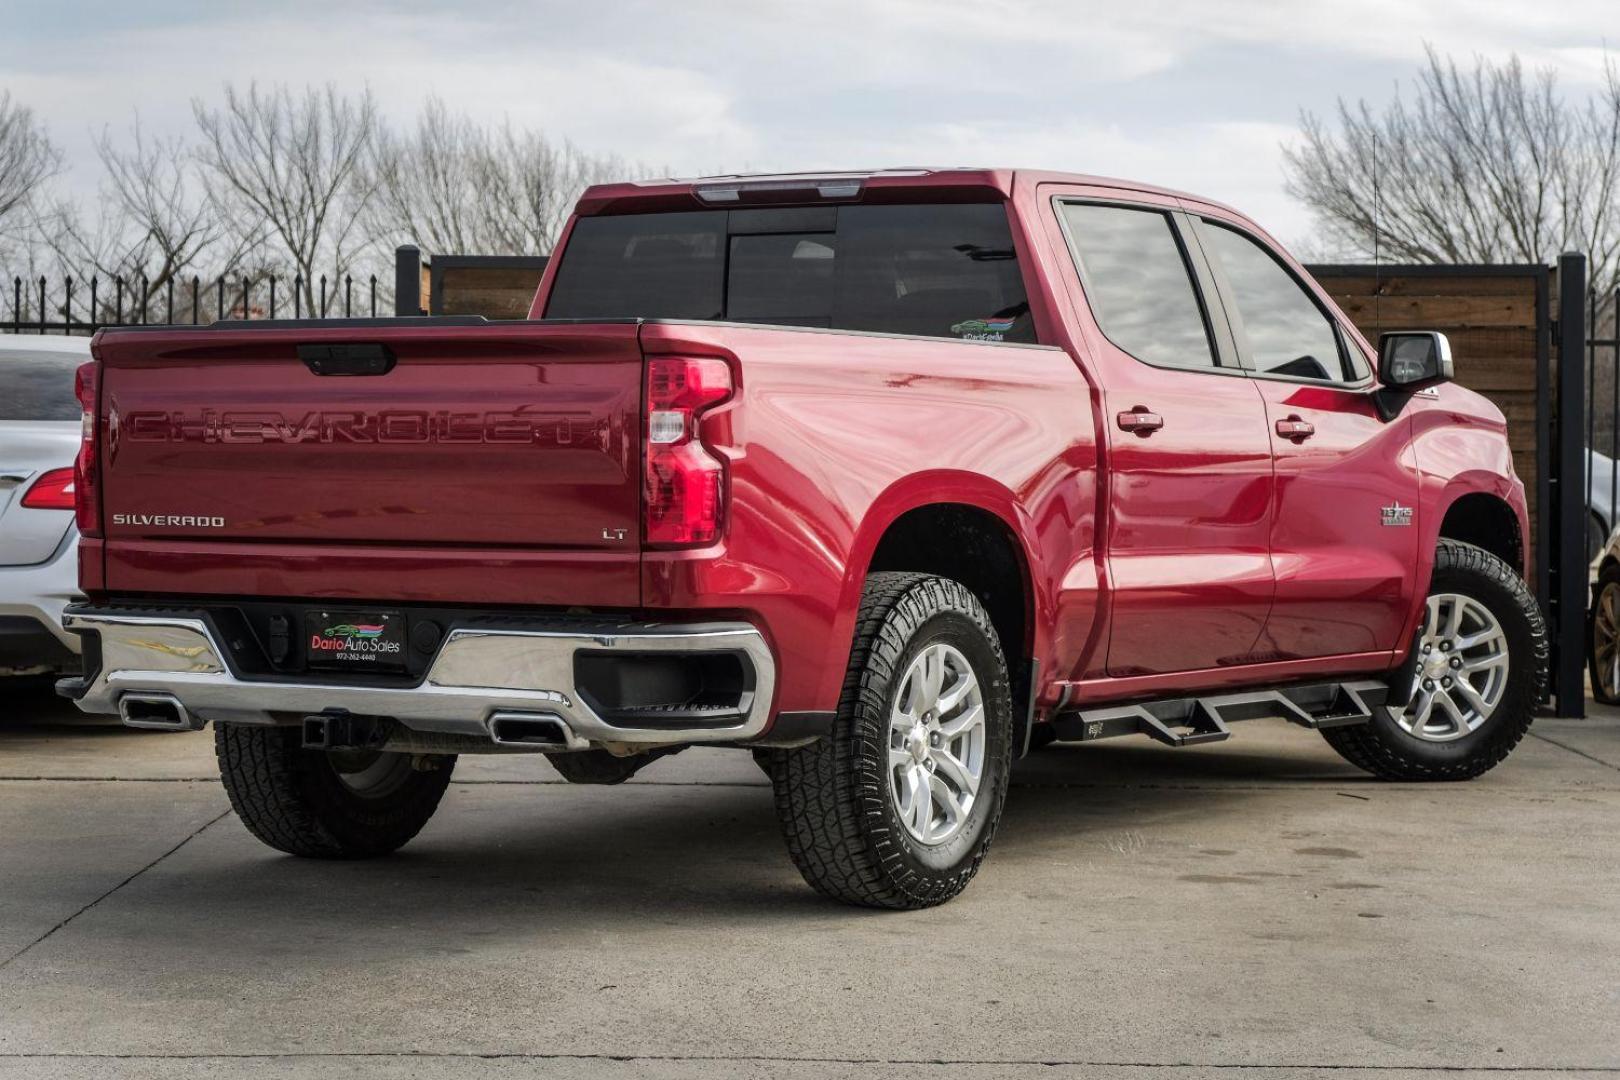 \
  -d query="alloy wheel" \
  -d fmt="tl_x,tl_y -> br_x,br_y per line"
888,641 -> 986,845
1392,592 -> 1510,742
1595,582 -> 1620,700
